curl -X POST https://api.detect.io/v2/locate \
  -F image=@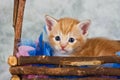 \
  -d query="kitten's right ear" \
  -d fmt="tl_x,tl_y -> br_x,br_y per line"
77,19 -> 91,36
45,15 -> 57,34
